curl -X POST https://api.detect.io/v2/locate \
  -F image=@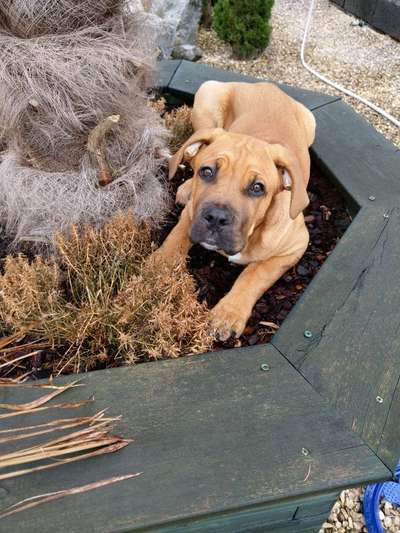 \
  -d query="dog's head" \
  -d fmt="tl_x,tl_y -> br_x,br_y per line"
169,128 -> 309,256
